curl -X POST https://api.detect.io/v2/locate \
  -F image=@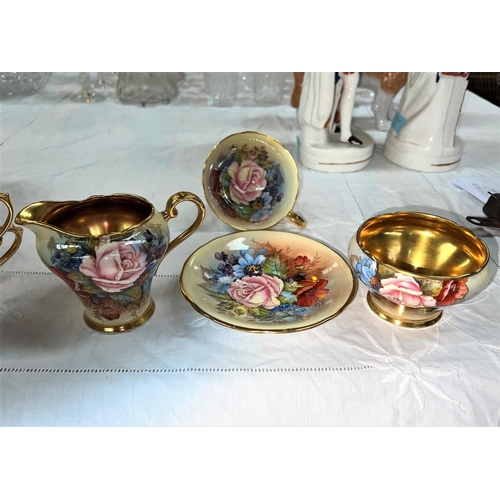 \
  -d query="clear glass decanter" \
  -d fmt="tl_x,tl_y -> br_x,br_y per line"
116,73 -> 179,106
